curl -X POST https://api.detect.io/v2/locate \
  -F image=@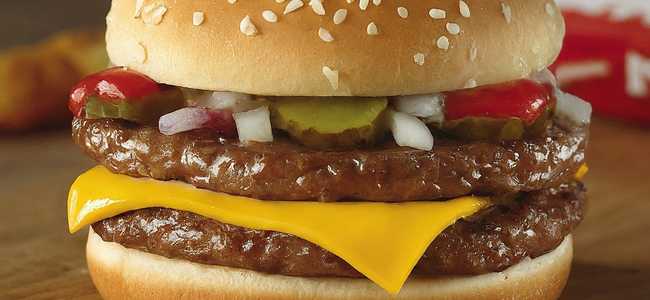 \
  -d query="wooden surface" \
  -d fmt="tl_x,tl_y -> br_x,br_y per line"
0,118 -> 648,299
